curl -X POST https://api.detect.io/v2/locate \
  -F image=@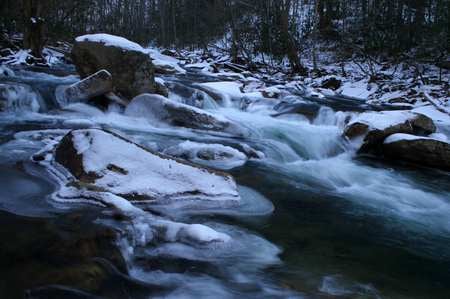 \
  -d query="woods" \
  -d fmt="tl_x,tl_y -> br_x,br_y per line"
1,0 -> 448,69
